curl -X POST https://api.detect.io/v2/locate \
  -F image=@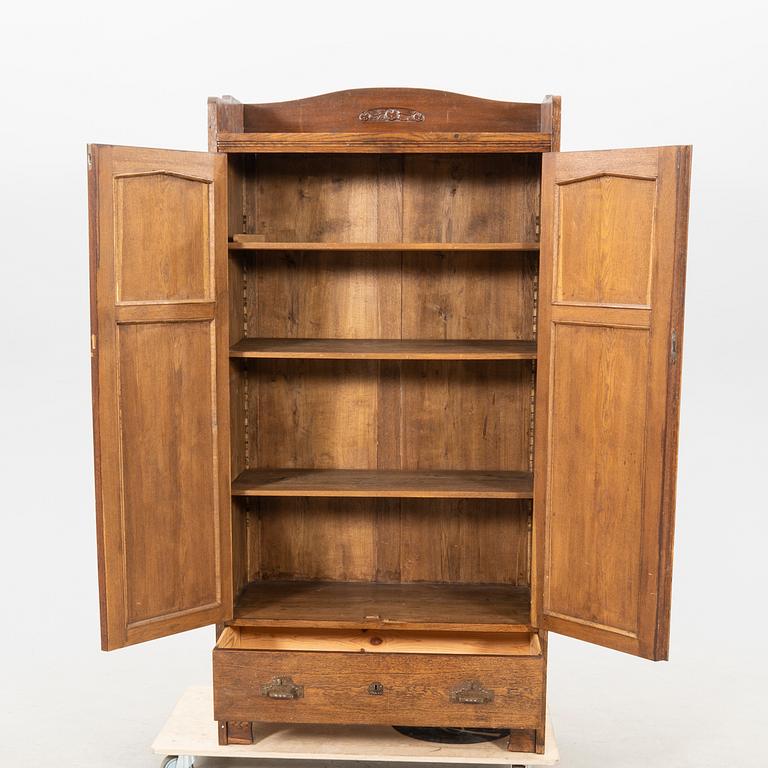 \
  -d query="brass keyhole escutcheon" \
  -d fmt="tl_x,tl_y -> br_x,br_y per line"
368,681 -> 385,695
